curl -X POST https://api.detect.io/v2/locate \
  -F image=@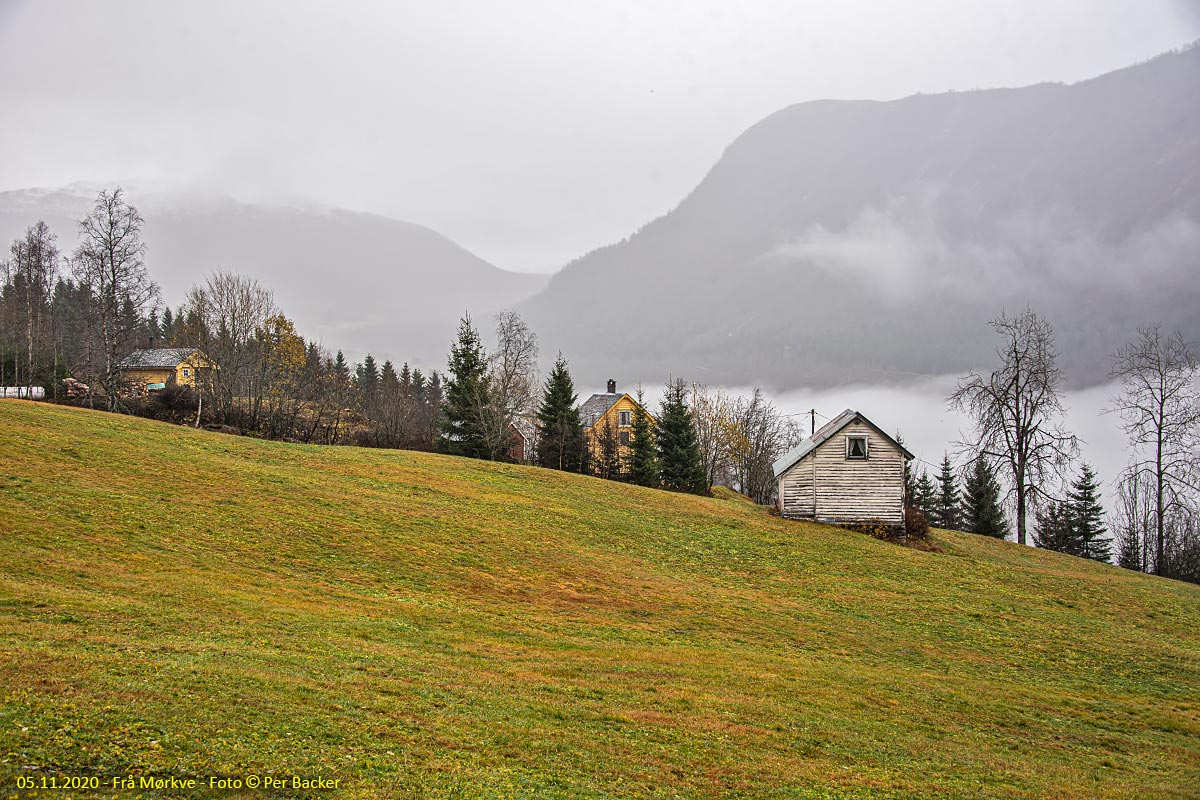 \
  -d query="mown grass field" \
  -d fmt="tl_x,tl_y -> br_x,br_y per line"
0,401 -> 1198,799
